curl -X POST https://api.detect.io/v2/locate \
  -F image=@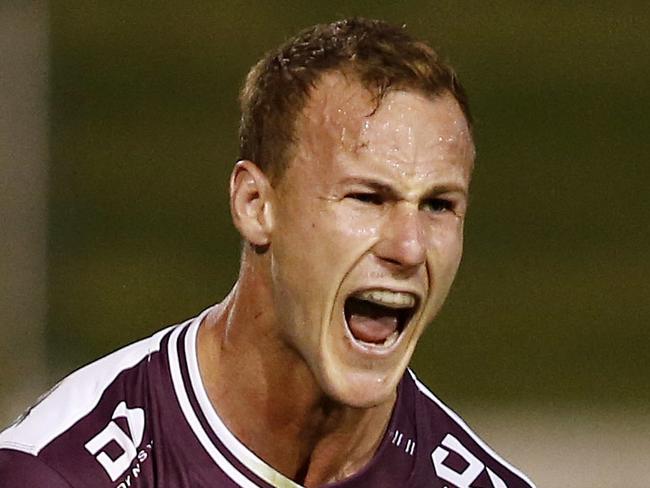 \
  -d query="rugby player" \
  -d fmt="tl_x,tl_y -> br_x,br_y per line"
0,18 -> 535,487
